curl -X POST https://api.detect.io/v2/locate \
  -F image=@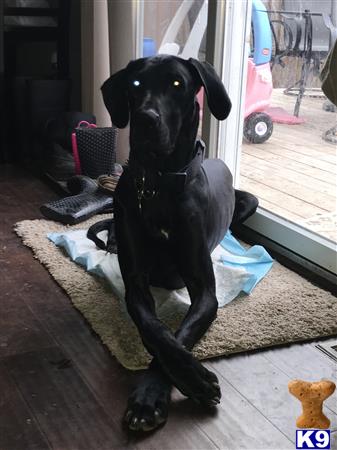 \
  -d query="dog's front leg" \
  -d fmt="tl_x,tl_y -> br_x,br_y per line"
165,206 -> 222,394
114,202 -> 171,431
125,360 -> 172,431
115,201 -> 220,430
173,230 -> 218,351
